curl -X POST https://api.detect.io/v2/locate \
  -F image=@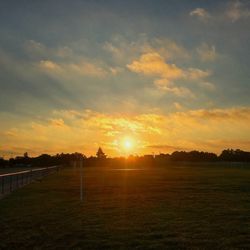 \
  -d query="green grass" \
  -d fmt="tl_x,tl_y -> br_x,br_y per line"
0,163 -> 250,249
